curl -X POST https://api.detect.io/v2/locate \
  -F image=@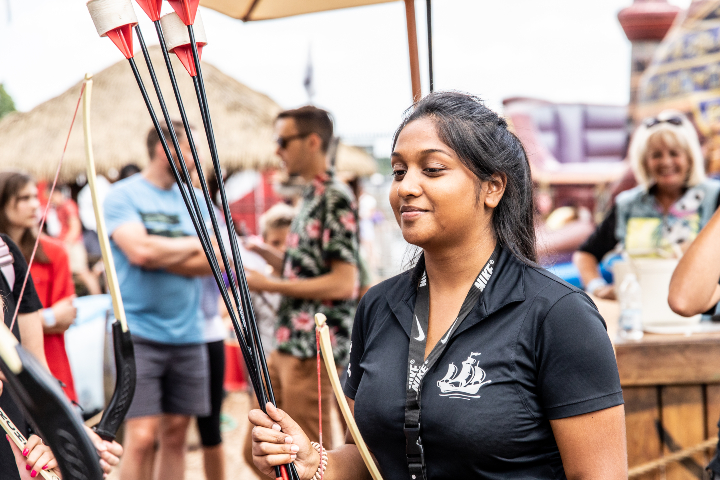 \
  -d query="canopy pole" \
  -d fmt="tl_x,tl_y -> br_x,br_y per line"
404,0 -> 422,101
426,0 -> 433,92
